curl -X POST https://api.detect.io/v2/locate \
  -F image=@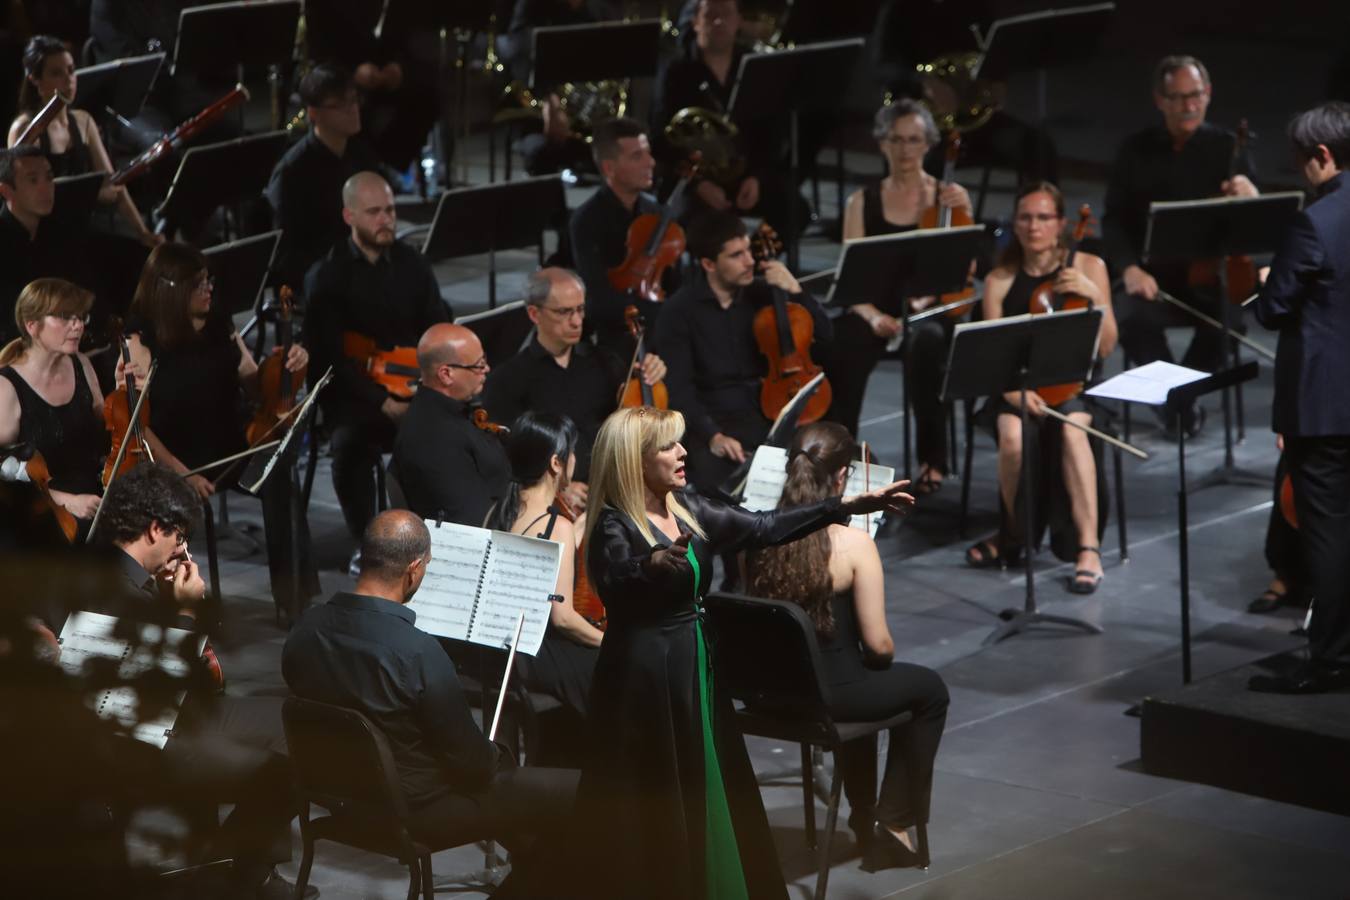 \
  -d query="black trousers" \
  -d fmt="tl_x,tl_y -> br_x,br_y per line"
1286,435 -> 1350,664
826,312 -> 952,471
831,662 -> 949,829
1115,280 -> 1227,373
329,416 -> 397,540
